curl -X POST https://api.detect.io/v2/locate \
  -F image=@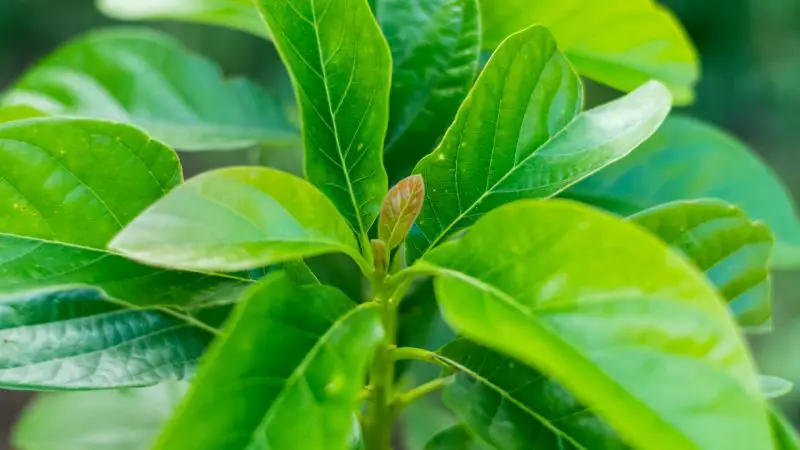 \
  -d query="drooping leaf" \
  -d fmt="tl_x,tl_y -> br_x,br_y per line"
13,381 -> 186,450
417,200 -> 771,449
110,166 -> 365,273
410,25 -> 671,260
479,0 -> 699,103
760,375 -> 794,400
255,0 -> 391,236
424,425 -> 489,450
771,407 -> 800,450
97,0 -> 270,38
1,28 -> 296,151
379,175 -> 426,249
0,105 -> 43,124
630,200 -> 773,329
377,0 -> 481,178
154,272 -> 384,450
439,339 -> 627,450
567,115 -> 800,268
